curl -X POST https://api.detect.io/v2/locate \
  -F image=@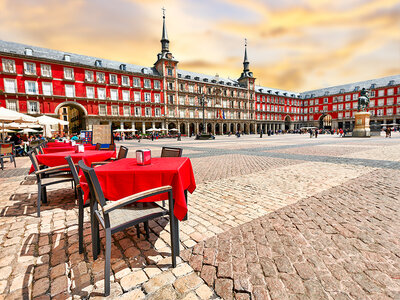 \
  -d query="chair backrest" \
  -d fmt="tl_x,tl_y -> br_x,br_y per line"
108,144 -> 115,151
65,156 -> 80,186
30,140 -> 41,148
95,143 -> 101,150
78,160 -> 106,208
37,144 -> 44,154
0,143 -> 14,156
161,147 -> 183,158
28,150 -> 40,173
117,146 -> 128,159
